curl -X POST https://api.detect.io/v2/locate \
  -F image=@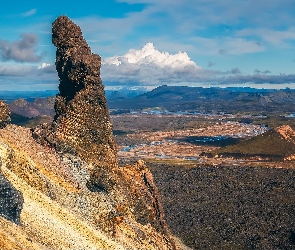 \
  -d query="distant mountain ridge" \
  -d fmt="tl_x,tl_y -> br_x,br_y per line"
9,97 -> 55,118
0,89 -> 146,103
107,85 -> 295,114
3,85 -> 295,117
0,90 -> 58,103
